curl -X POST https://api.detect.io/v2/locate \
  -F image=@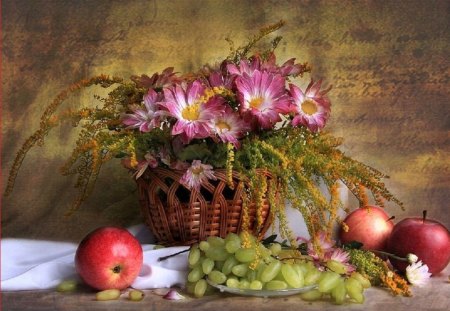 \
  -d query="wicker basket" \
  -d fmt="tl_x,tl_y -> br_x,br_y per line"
136,167 -> 273,246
